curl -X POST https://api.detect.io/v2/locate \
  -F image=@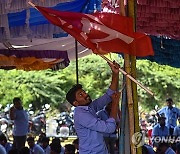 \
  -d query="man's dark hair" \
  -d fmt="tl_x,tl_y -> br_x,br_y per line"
166,98 -> 173,103
142,145 -> 148,154
8,148 -> 19,154
50,144 -> 61,153
27,136 -> 34,142
19,147 -> 30,154
0,134 -> 7,142
41,136 -> 49,143
50,138 -> 62,153
51,137 -> 60,144
13,97 -> 21,103
73,138 -> 79,145
66,84 -> 82,105
65,144 -> 75,153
